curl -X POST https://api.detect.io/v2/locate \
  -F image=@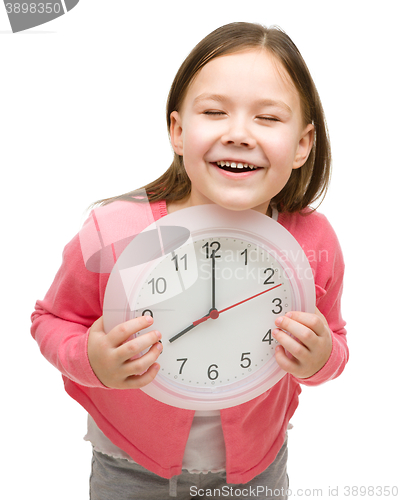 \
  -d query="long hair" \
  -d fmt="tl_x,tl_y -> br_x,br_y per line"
97,22 -> 331,213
